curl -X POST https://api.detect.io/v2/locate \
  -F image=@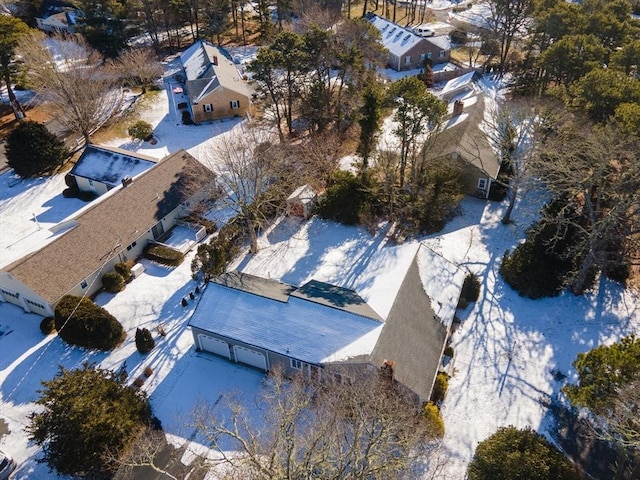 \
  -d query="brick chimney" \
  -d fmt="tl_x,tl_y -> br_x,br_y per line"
453,99 -> 464,116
